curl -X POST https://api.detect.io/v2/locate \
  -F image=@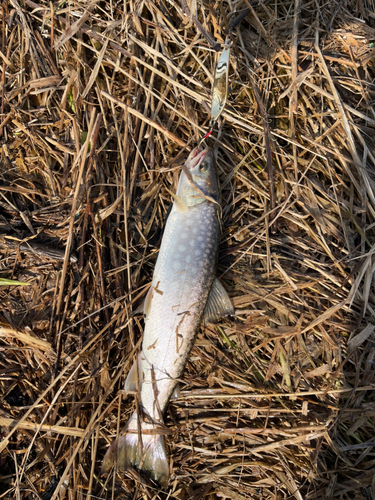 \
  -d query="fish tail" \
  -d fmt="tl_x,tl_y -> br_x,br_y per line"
102,413 -> 169,486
